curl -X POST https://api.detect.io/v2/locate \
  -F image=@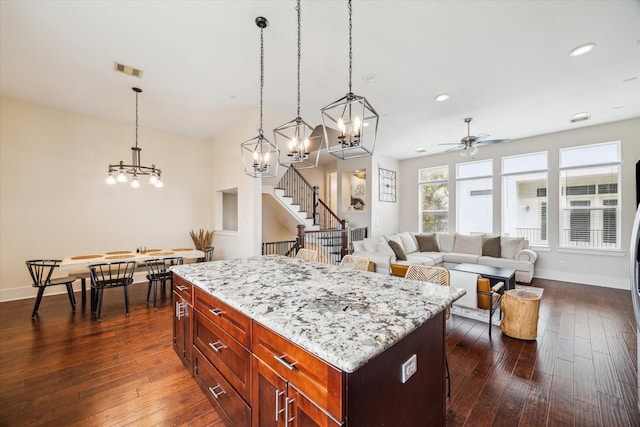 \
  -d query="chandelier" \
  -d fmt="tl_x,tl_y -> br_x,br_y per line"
241,17 -> 280,178
275,0 -> 323,170
105,87 -> 163,188
321,0 -> 379,160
